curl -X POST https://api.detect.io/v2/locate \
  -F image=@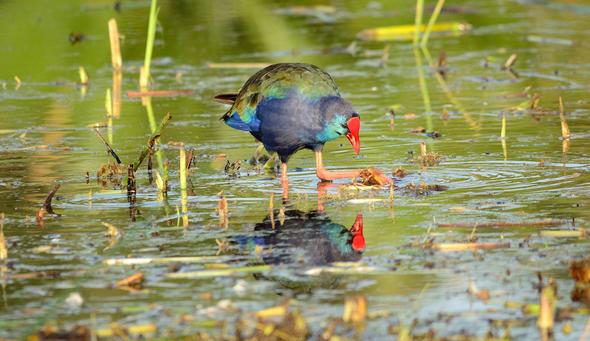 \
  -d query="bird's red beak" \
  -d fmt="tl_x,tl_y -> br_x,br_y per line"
346,116 -> 360,155
350,213 -> 365,252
